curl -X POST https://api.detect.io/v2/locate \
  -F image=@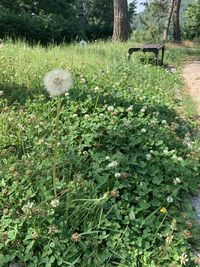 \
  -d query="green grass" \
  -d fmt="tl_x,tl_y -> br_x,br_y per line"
0,40 -> 200,267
